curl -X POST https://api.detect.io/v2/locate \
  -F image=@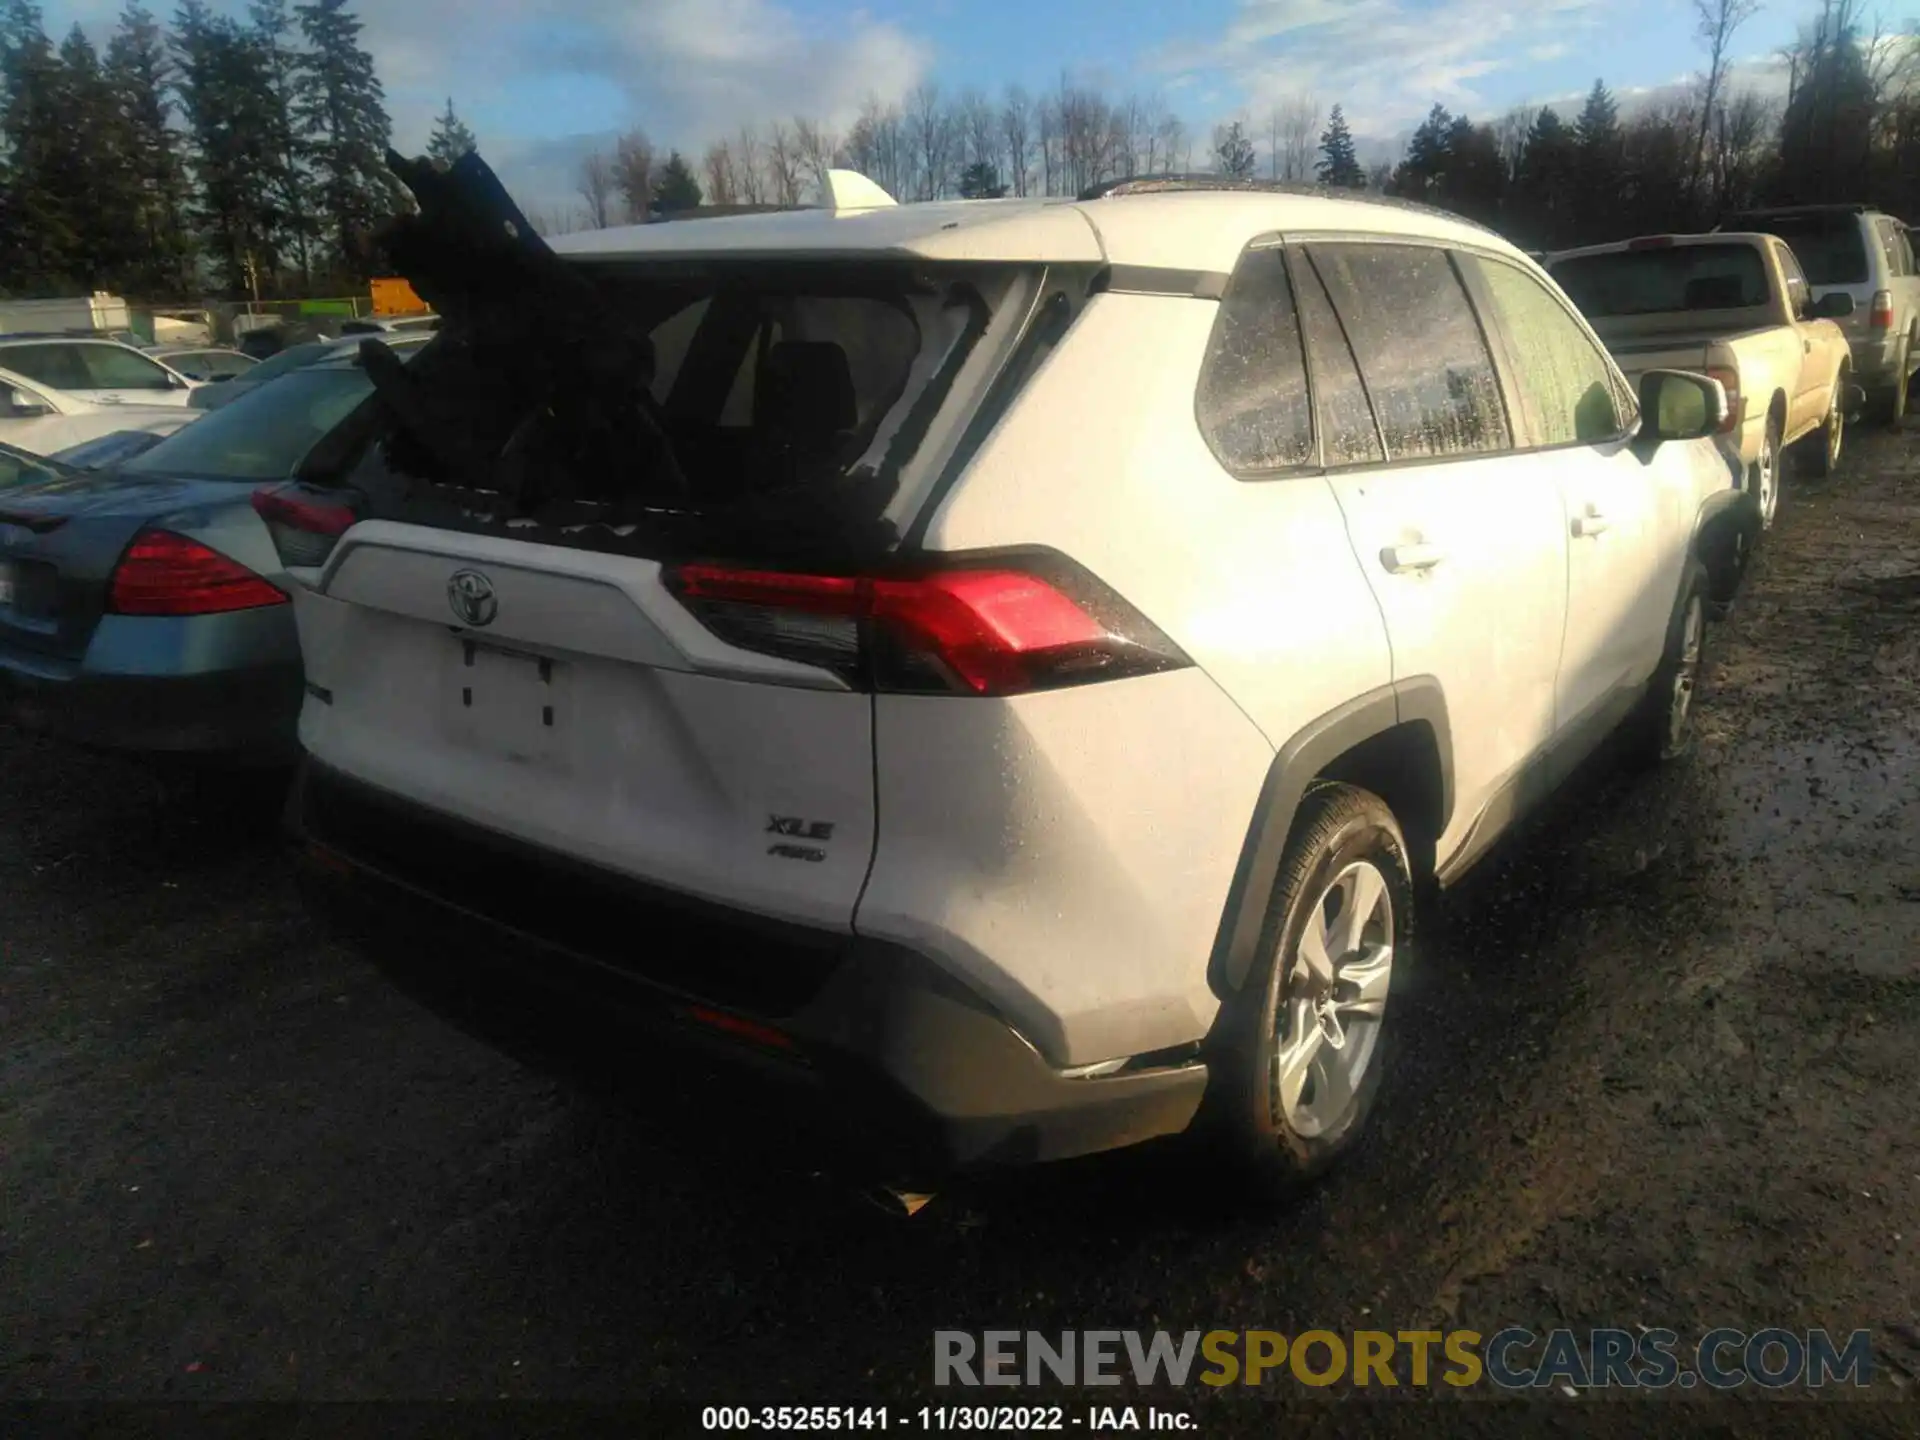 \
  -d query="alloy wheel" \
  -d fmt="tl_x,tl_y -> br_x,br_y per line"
1271,860 -> 1395,1140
